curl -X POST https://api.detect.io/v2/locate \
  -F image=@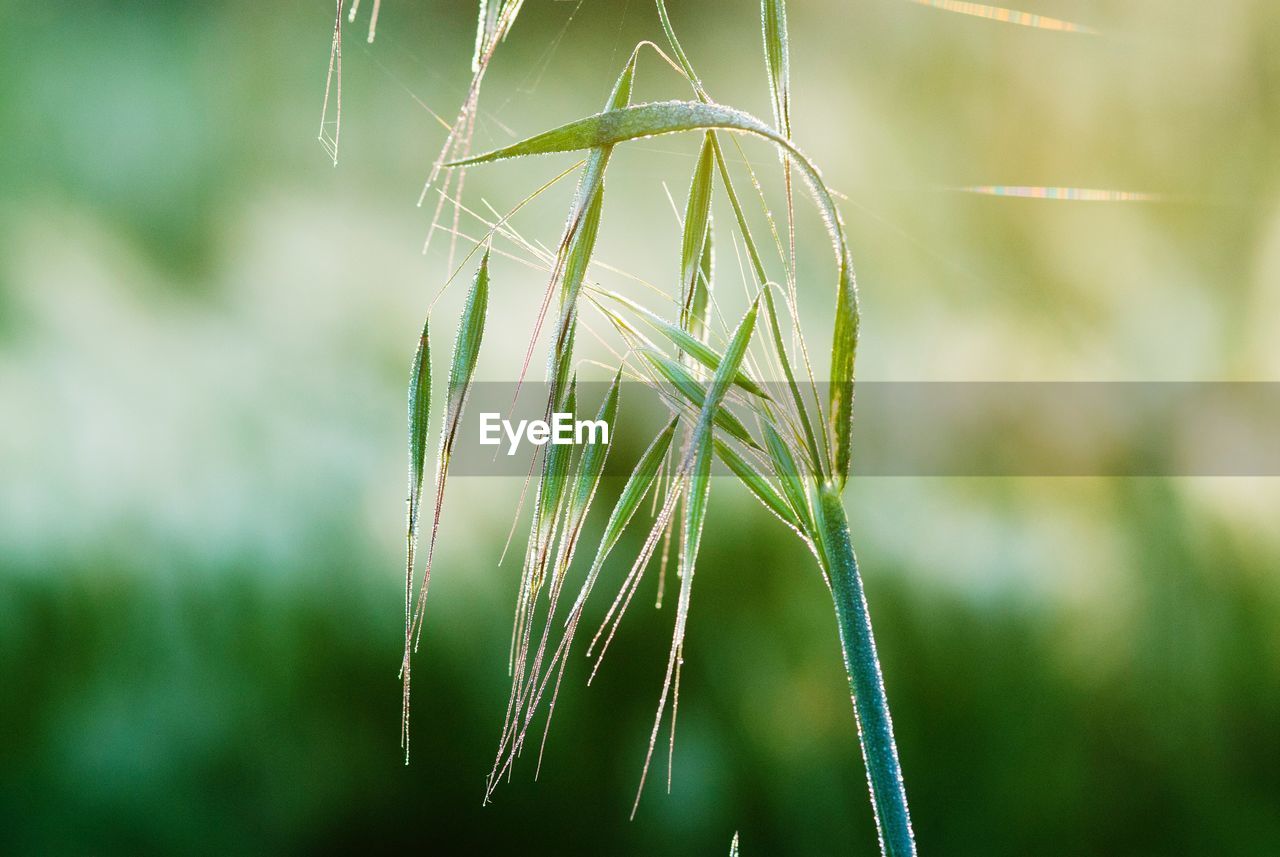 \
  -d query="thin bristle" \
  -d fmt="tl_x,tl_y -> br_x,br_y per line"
318,0 -> 343,166
905,0 -> 1097,34
956,185 -> 1157,201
